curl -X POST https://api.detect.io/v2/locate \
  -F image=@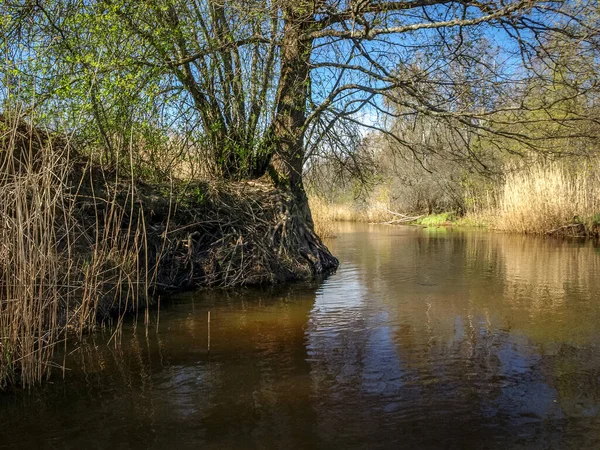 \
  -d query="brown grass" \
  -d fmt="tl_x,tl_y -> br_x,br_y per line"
310,162 -> 600,237
0,112 -> 152,389
494,163 -> 600,235
308,196 -> 338,238
308,195 -> 395,236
